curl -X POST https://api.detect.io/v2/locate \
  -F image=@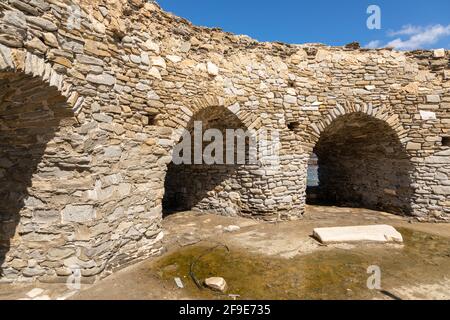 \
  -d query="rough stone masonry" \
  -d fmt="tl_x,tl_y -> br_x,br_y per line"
0,0 -> 448,282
